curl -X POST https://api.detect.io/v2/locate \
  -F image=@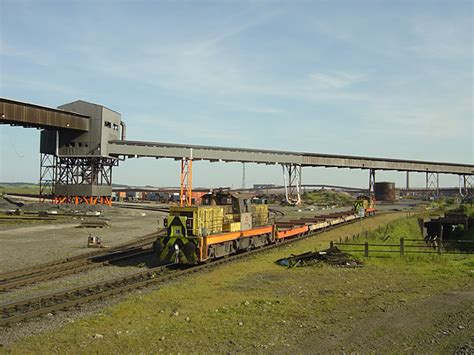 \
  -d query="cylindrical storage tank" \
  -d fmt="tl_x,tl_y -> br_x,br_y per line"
374,182 -> 396,202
